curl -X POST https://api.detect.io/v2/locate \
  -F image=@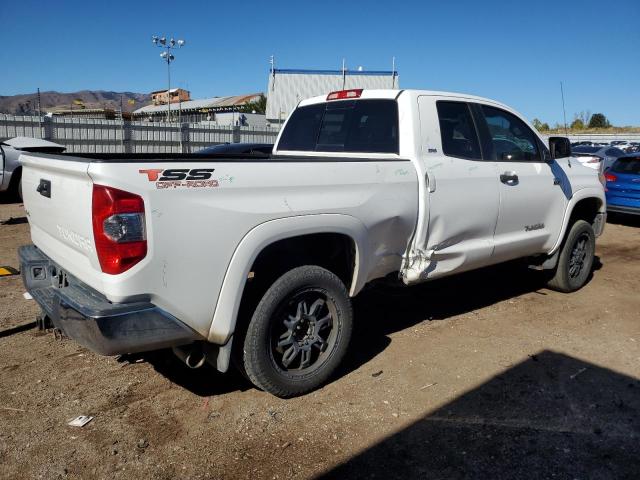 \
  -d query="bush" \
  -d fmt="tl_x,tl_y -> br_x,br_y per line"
570,119 -> 585,130
588,113 -> 610,129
